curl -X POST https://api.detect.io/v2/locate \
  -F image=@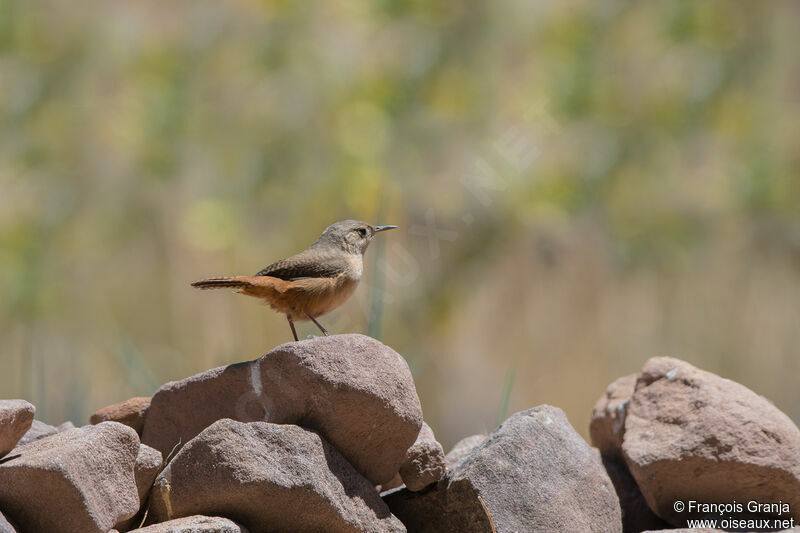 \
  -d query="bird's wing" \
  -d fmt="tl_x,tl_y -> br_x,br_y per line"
254,252 -> 350,280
